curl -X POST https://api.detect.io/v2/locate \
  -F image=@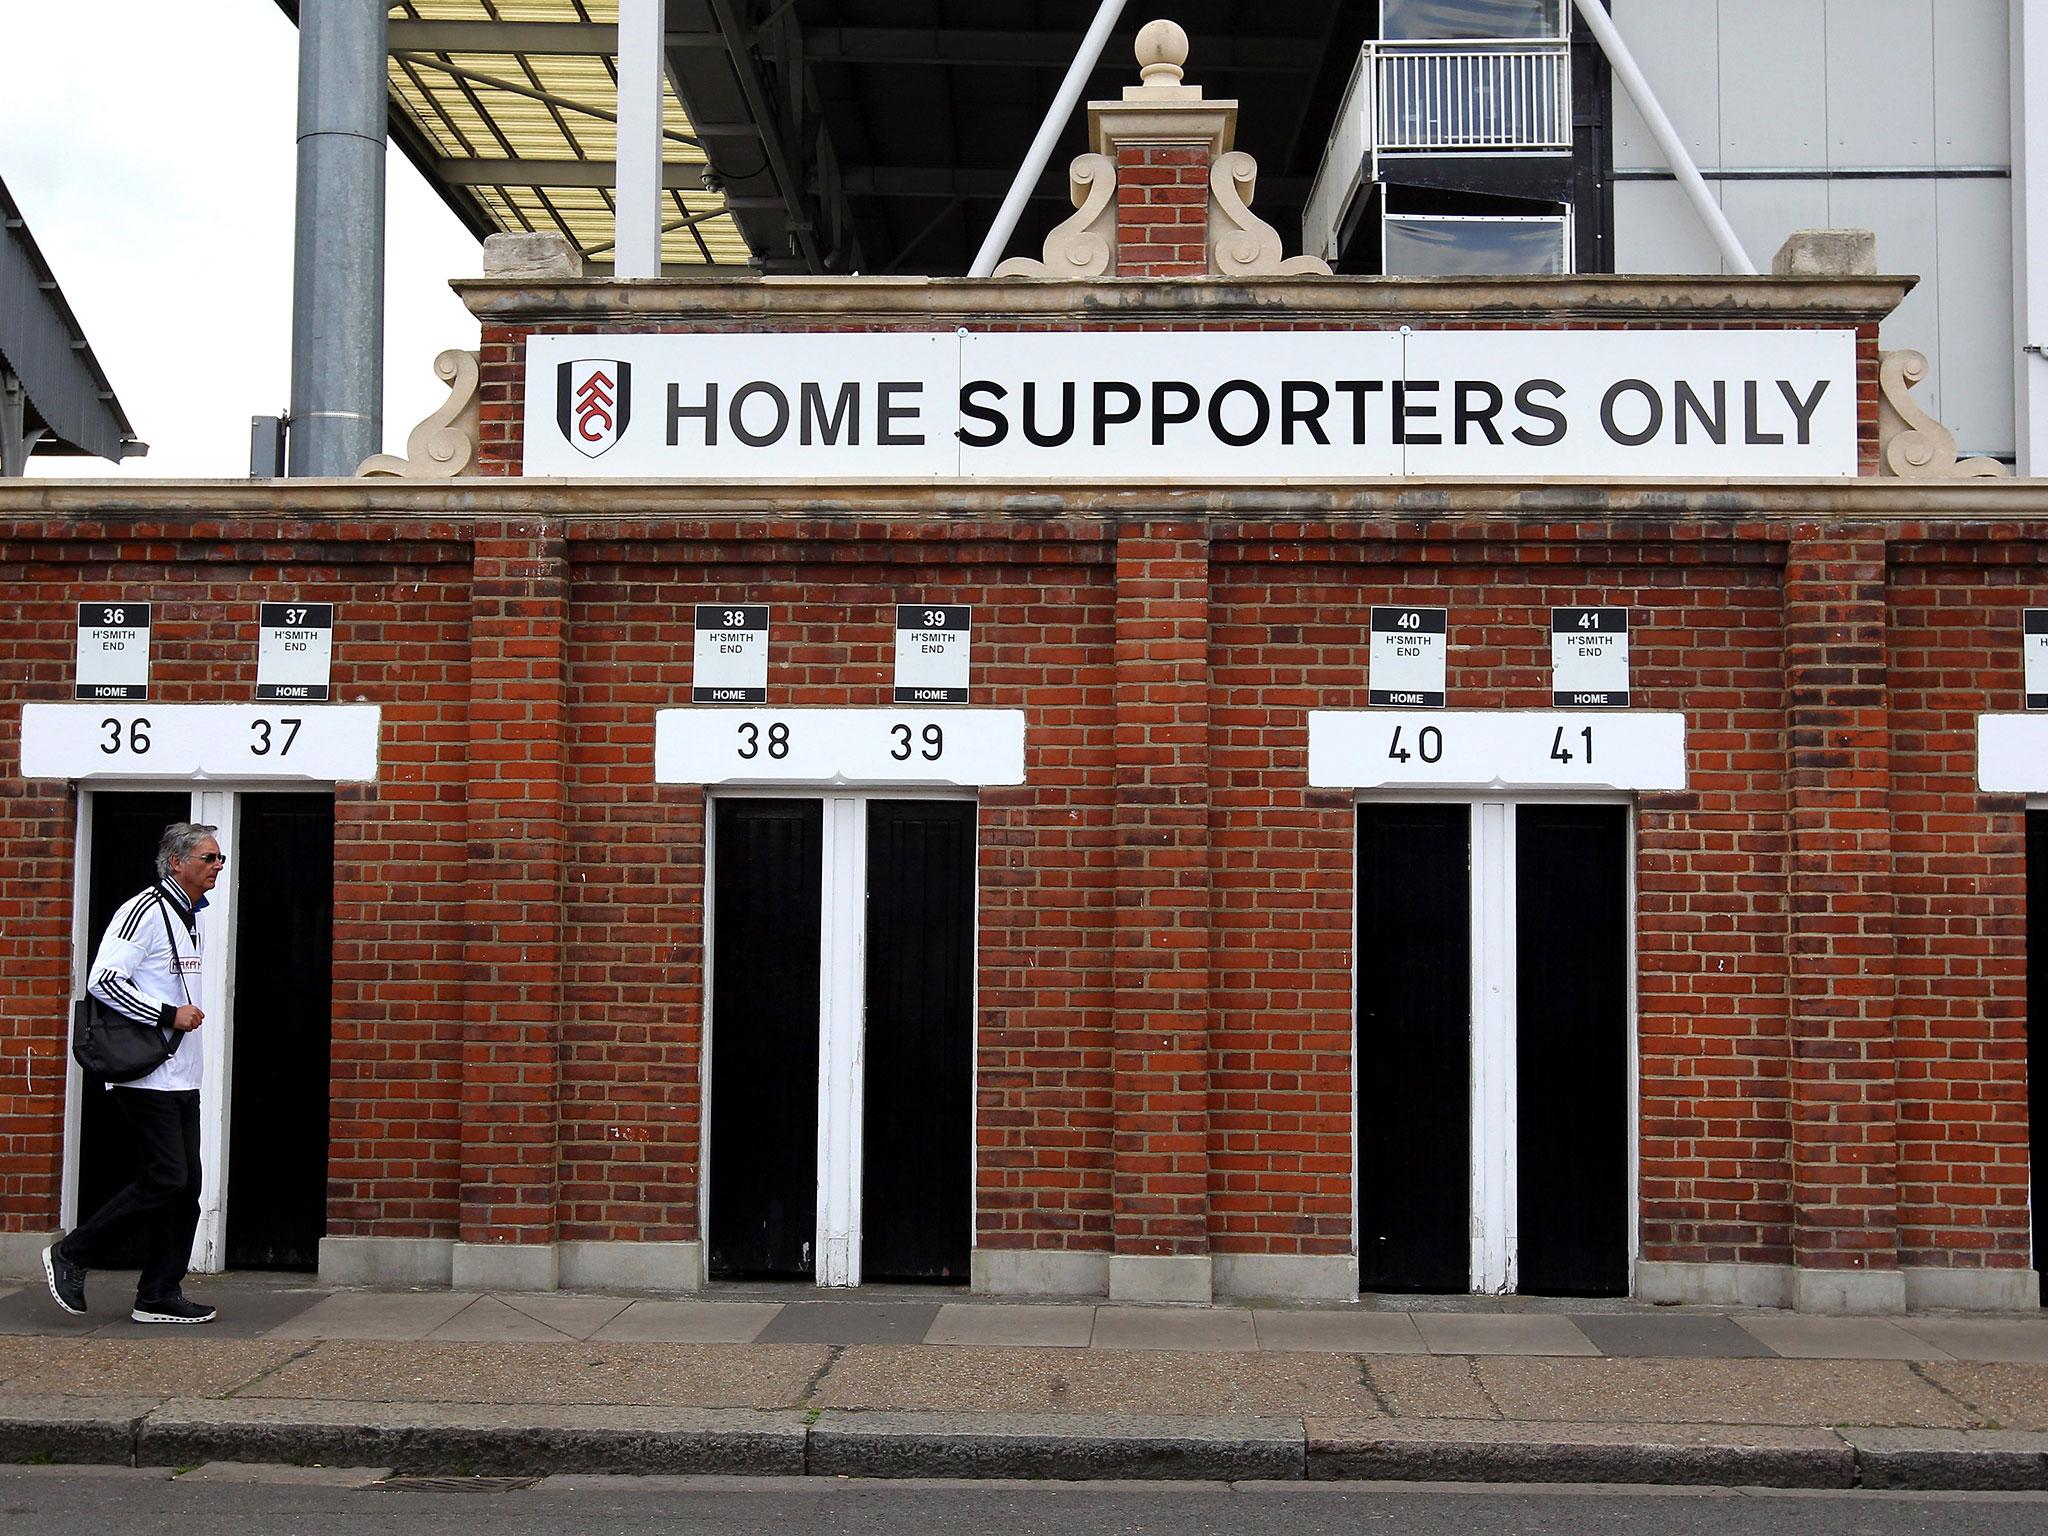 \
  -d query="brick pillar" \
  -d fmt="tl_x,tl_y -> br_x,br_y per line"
1113,144 -> 1211,278
453,521 -> 569,1290
1108,521 -> 1215,1302
1783,529 -> 1903,1312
